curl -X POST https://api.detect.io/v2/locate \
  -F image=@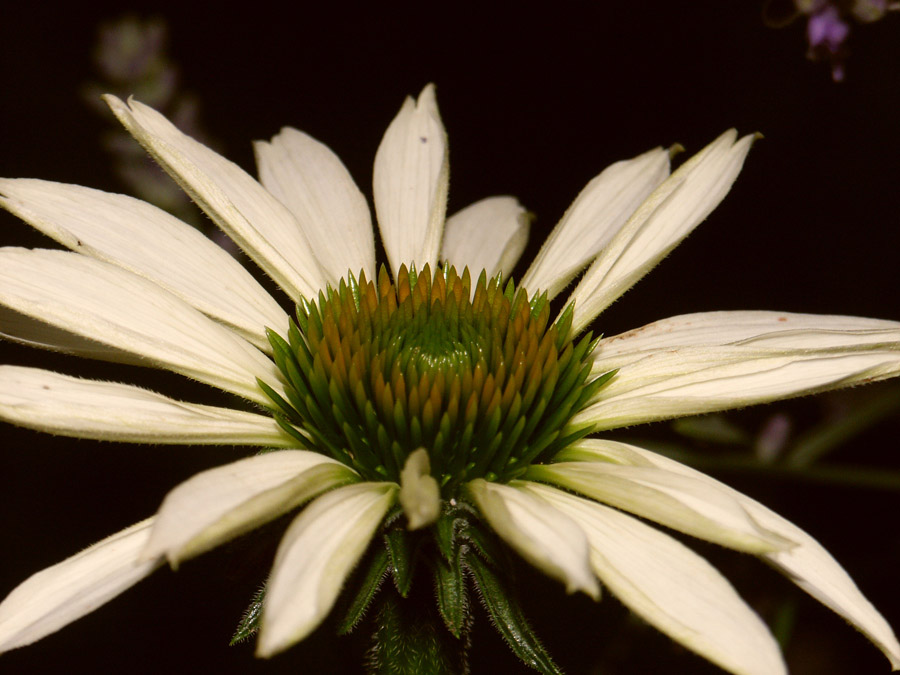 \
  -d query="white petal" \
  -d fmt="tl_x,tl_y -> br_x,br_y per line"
466,478 -> 599,599
373,84 -> 449,278
104,95 -> 326,300
568,130 -> 756,333
144,451 -> 358,566
524,482 -> 786,675
257,482 -> 397,657
0,365 -> 291,446
441,196 -> 529,278
398,448 -> 441,530
527,461 -> 791,553
0,305 -> 139,364
255,128 -> 375,283
0,519 -> 159,653
575,348 -> 900,431
521,146 -> 670,299
0,178 -> 287,351
0,248 -> 283,406
593,310 -> 900,372
565,439 -> 900,669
